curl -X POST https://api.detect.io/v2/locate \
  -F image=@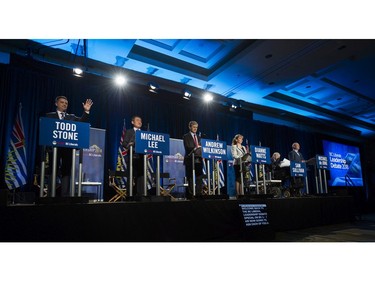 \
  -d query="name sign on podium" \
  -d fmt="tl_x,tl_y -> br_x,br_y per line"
201,139 -> 227,160
316,155 -> 329,170
135,130 -> 170,155
250,145 -> 270,164
39,117 -> 90,148
290,161 -> 307,177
